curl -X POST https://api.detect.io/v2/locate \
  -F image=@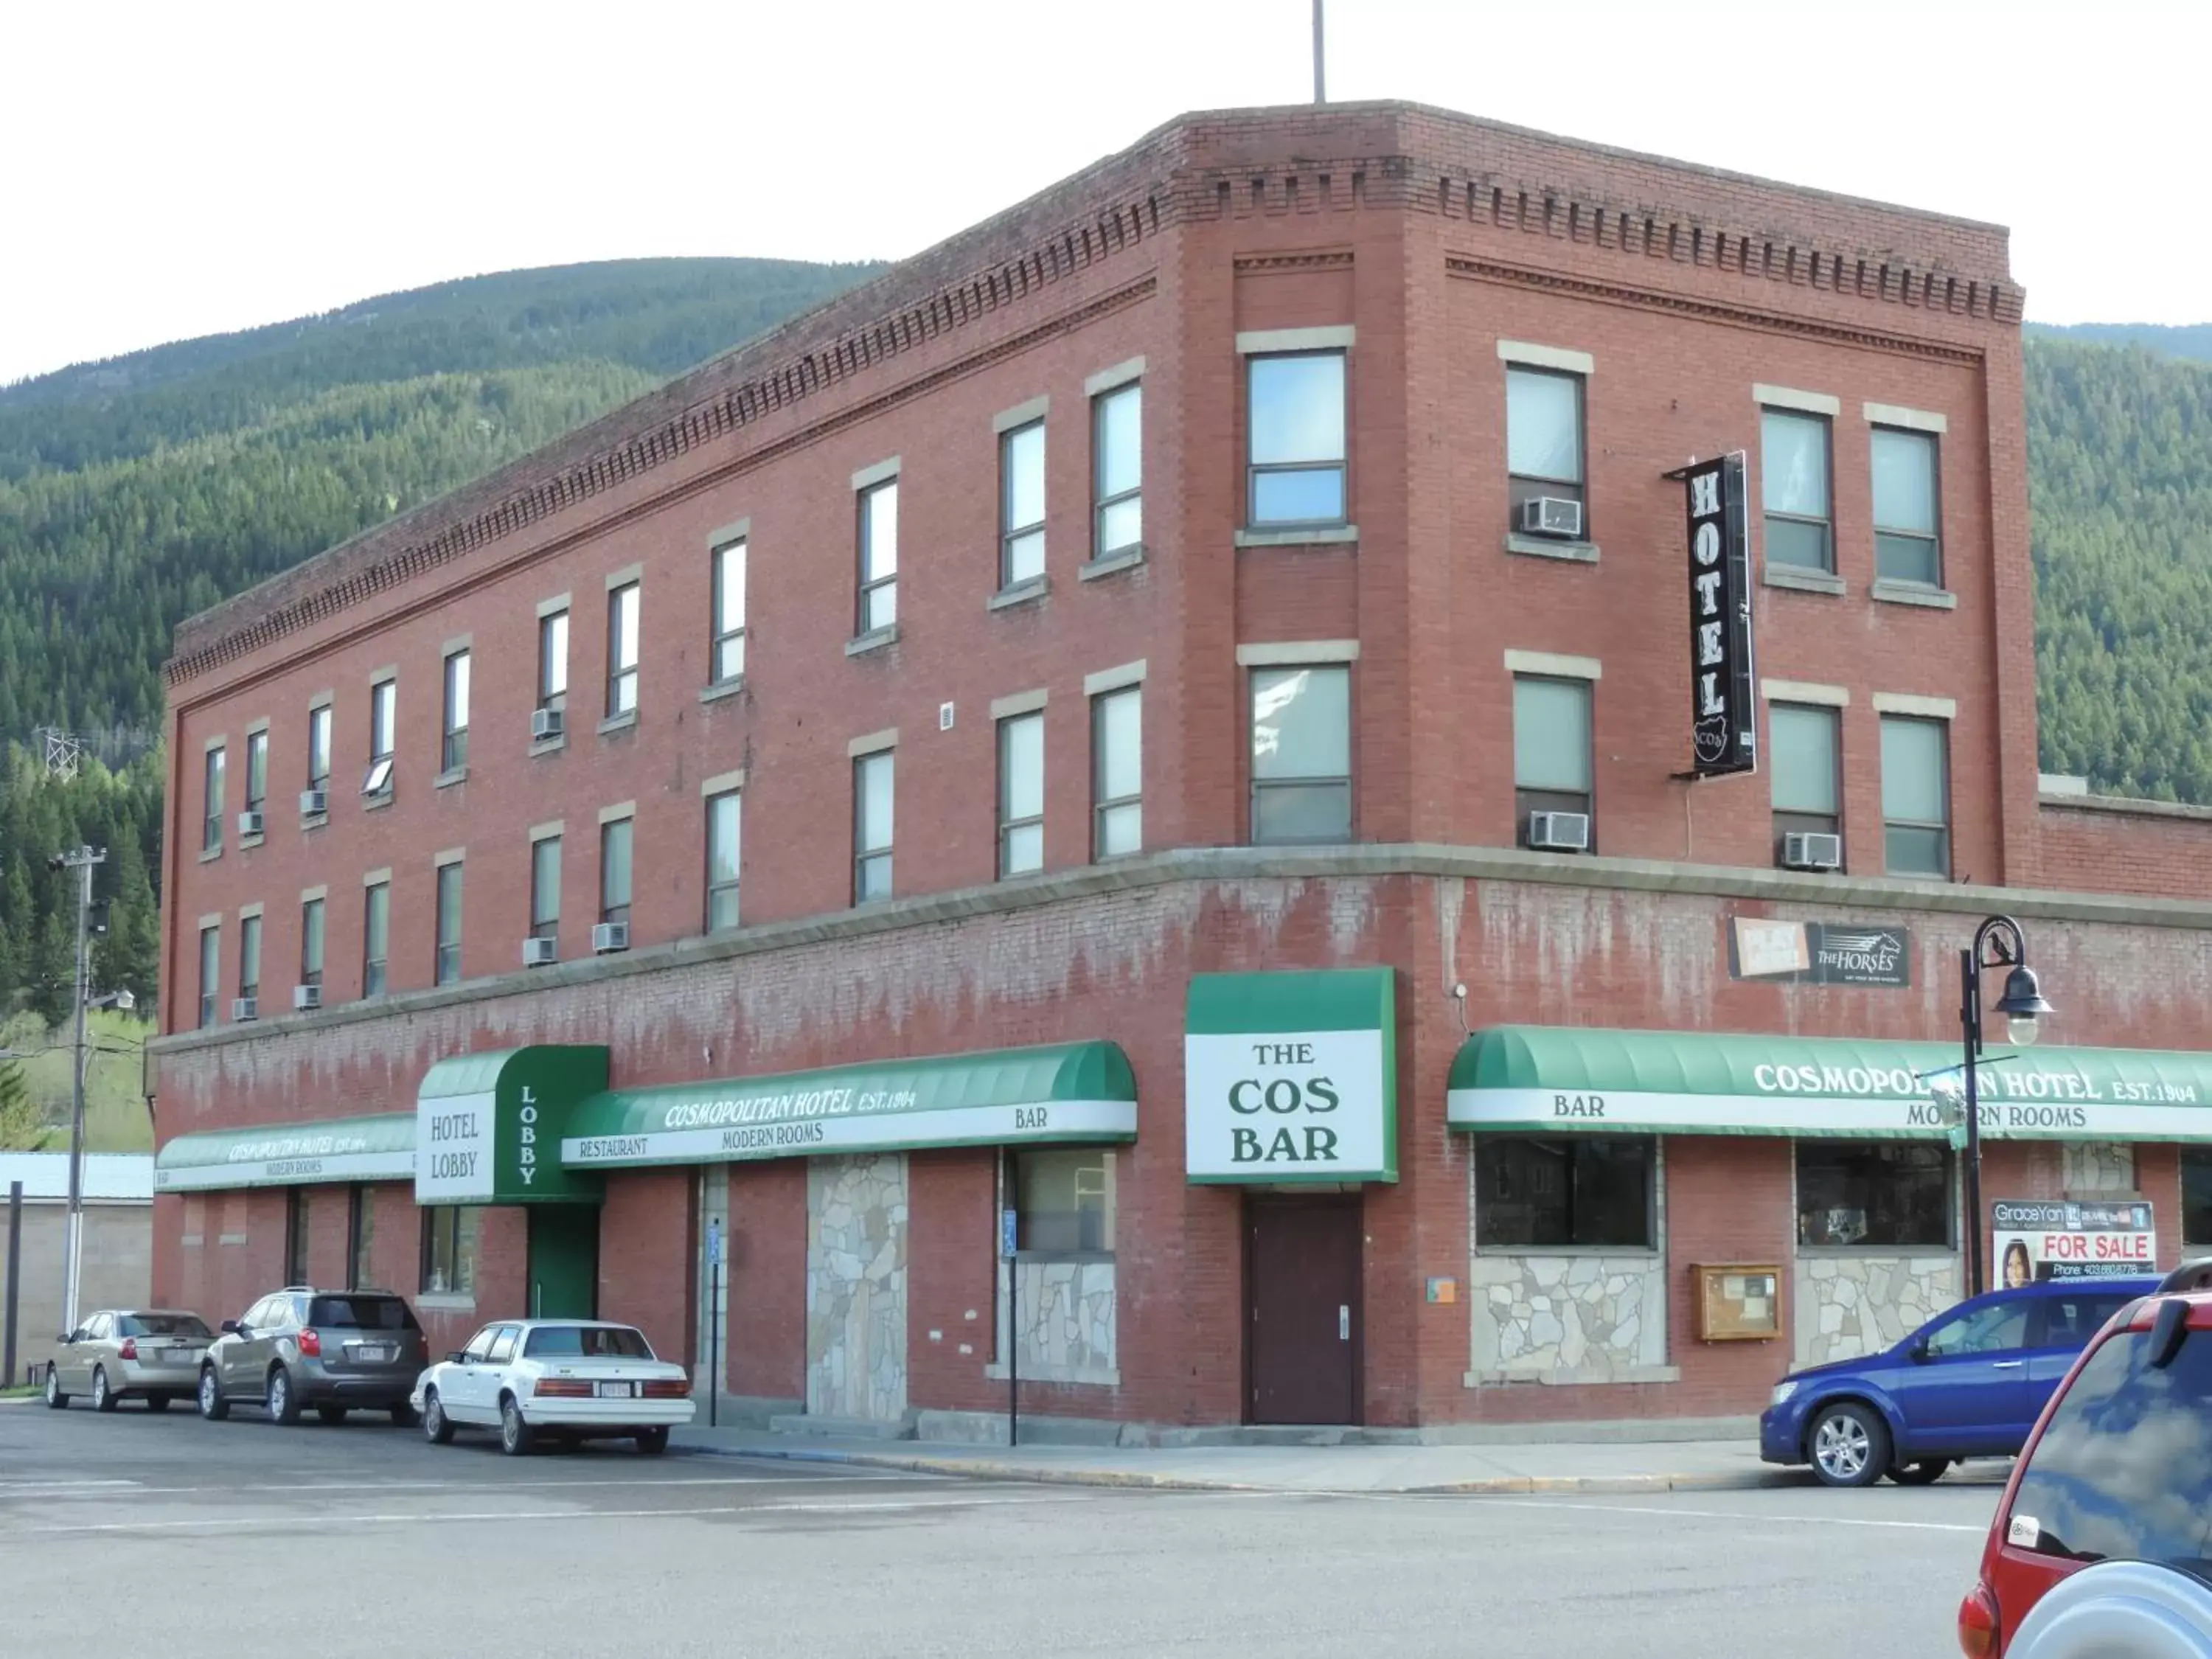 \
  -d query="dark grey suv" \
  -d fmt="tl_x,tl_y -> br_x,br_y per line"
198,1287 -> 429,1426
